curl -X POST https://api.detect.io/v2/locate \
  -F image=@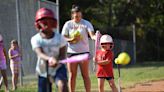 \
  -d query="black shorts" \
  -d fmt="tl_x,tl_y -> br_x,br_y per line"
97,77 -> 114,80
67,52 -> 90,57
